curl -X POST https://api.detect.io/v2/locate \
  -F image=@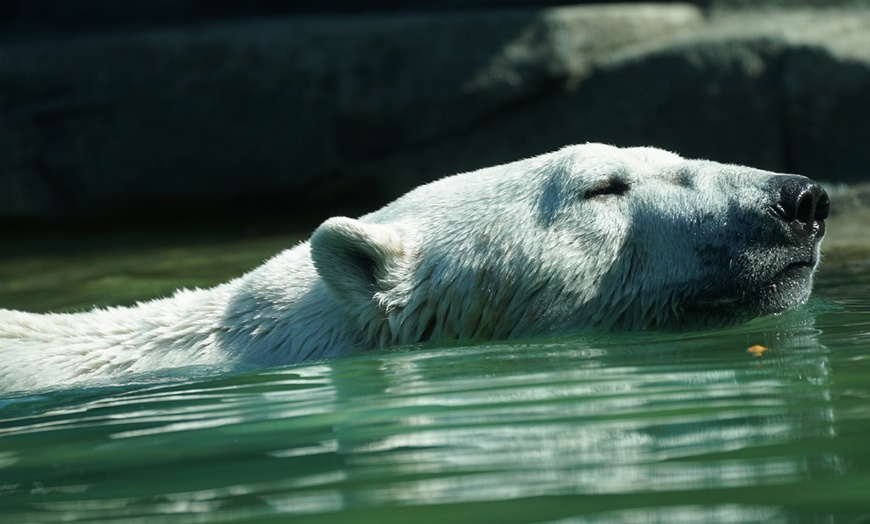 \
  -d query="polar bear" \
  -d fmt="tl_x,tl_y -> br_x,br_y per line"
0,144 -> 829,394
